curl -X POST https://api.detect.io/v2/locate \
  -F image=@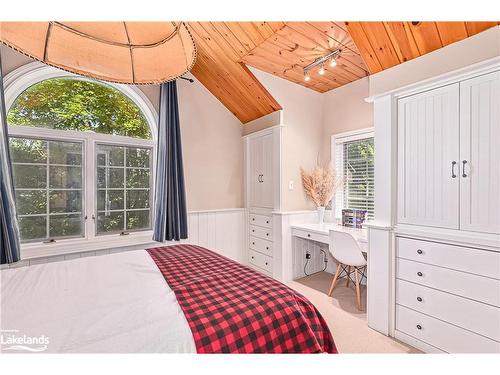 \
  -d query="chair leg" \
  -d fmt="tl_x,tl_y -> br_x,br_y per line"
354,267 -> 362,311
328,264 -> 342,297
346,266 -> 351,287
